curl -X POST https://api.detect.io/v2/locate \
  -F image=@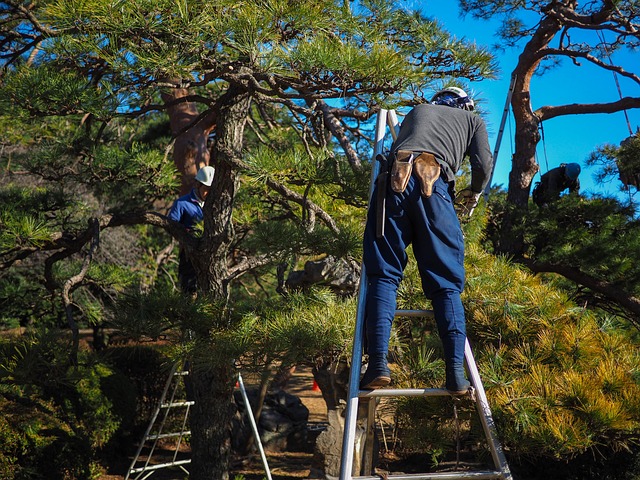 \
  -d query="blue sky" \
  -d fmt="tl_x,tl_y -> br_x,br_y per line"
416,2 -> 640,199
